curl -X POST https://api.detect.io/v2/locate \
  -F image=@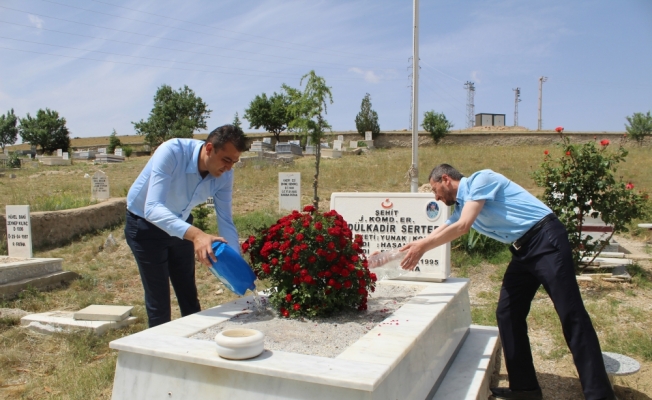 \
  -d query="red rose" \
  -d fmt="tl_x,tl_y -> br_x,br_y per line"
626,182 -> 634,190
555,126 -> 564,133
300,268 -> 308,276
282,308 -> 289,317
327,242 -> 335,250
566,151 -> 571,156
293,264 -> 301,273
359,279 -> 366,287
325,271 -> 332,278
328,279 -> 336,286
286,293 -> 292,302
370,273 -> 377,282
340,269 -> 350,277
315,222 -> 323,230
350,255 -> 359,262
343,280 -> 352,288
296,233 -> 304,241
293,303 -> 301,311
271,258 -> 278,265
303,205 -> 315,212
352,243 -> 360,251
544,150 -> 549,155
241,242 -> 250,252
308,256 -> 317,263
600,139 -> 610,146
262,264 -> 271,274
358,287 -> 367,295
304,275 -> 313,284
316,235 -> 324,242
292,277 -> 300,285
334,282 -> 342,290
